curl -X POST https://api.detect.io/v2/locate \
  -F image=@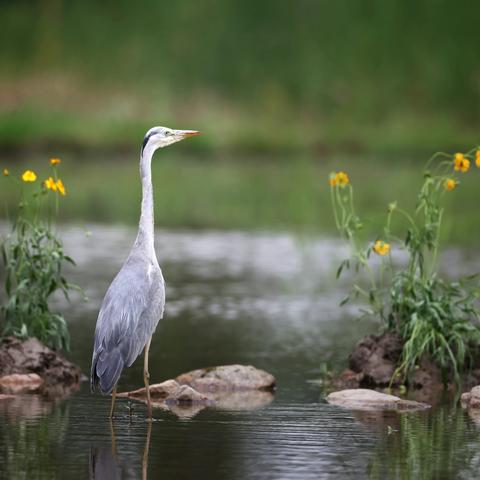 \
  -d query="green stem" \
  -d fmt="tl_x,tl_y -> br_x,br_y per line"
330,185 -> 340,230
